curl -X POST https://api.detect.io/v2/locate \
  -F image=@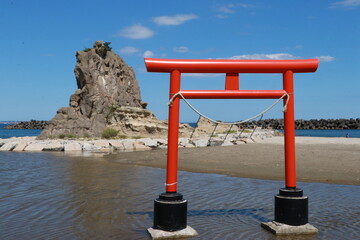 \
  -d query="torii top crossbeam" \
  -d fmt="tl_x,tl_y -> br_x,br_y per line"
145,58 -> 318,73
